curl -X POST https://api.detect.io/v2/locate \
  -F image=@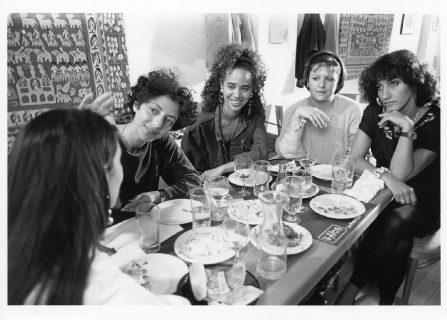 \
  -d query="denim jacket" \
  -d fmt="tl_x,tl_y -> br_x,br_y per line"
181,106 -> 269,172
